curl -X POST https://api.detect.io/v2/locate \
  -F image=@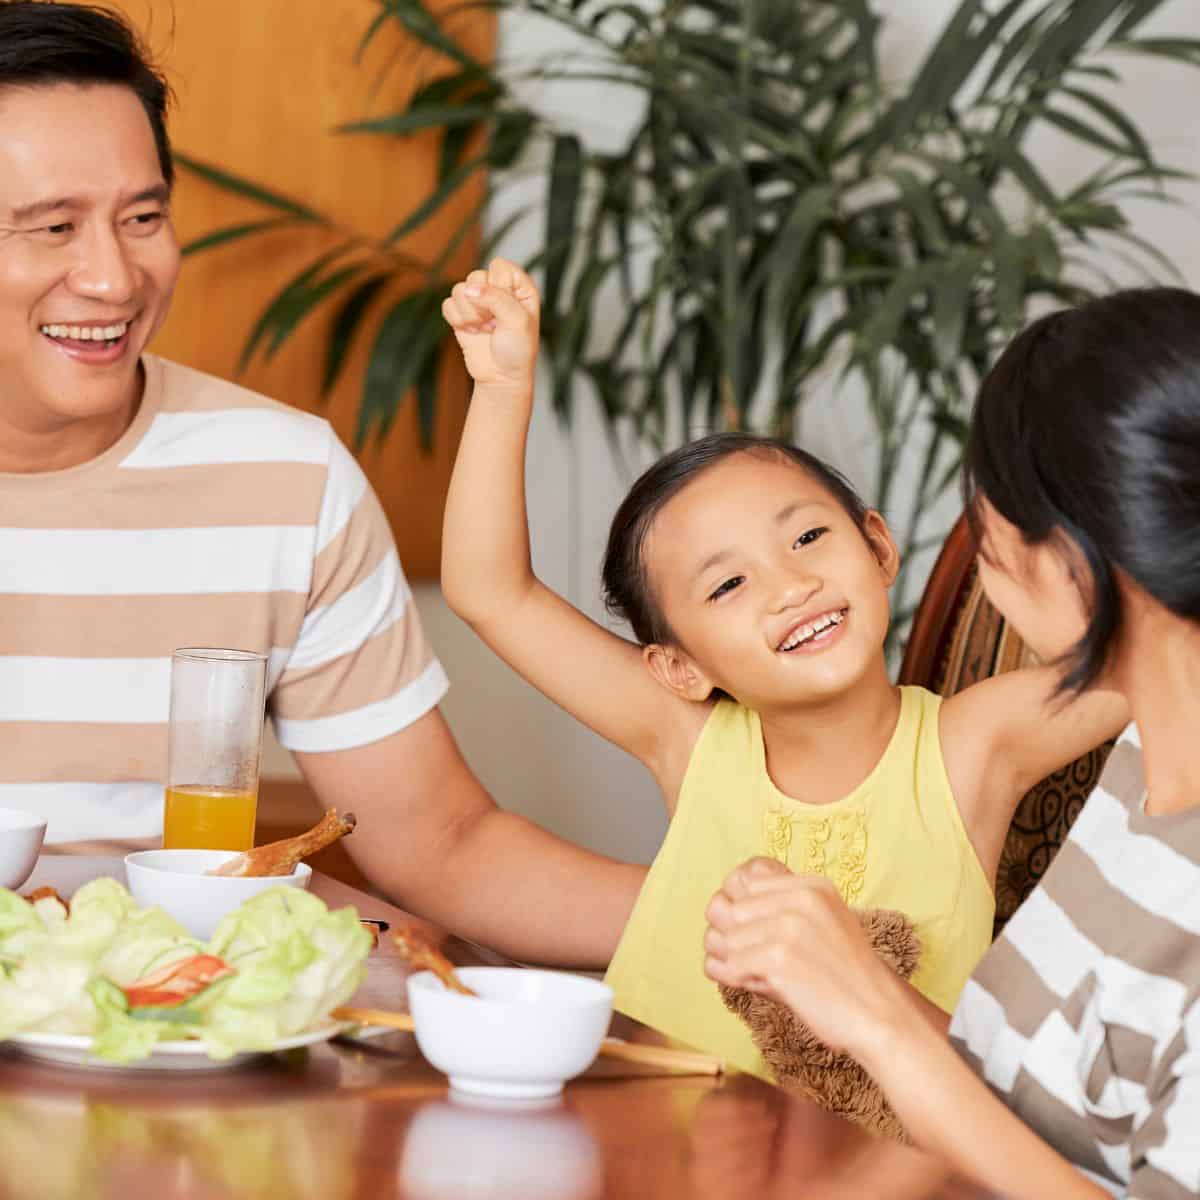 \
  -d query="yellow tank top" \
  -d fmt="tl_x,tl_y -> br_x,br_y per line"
605,686 -> 994,1079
